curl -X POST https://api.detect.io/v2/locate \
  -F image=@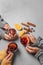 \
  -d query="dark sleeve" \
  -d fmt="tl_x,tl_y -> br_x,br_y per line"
0,16 -> 8,28
39,54 -> 43,65
0,29 -> 5,39
38,40 -> 43,49
35,49 -> 43,65
0,22 -> 7,28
